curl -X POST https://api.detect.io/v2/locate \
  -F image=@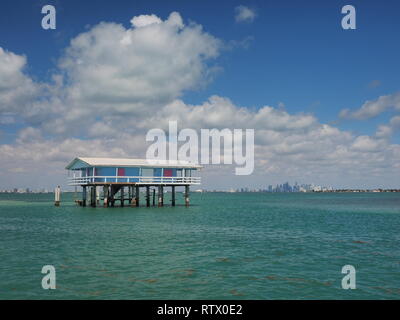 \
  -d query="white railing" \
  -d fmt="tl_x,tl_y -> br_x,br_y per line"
68,175 -> 201,186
